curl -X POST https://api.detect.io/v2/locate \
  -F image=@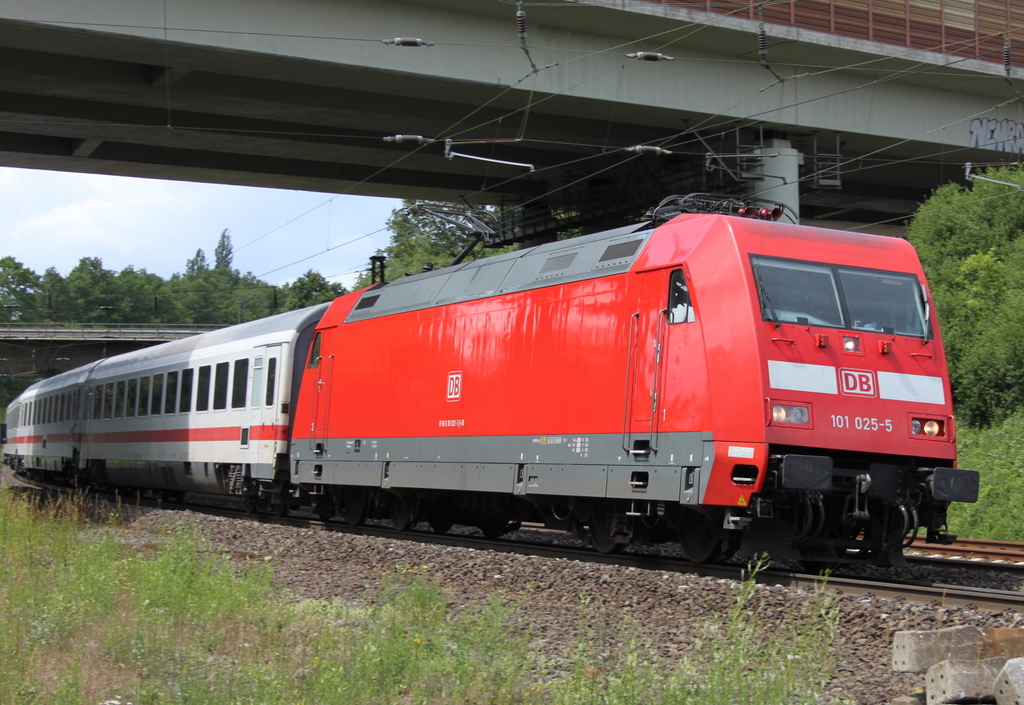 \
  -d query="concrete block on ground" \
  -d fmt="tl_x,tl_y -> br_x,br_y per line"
894,626 -> 987,673
994,657 -> 1024,704
890,694 -> 926,704
986,630 -> 1024,660
926,658 -> 1006,705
